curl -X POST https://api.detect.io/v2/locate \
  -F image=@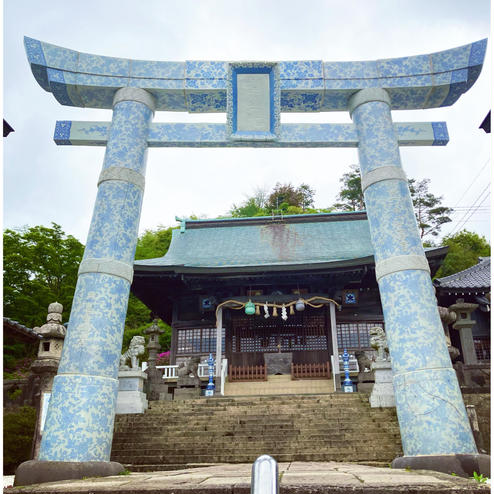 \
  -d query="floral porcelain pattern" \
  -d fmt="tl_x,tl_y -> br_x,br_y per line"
25,37 -> 486,111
